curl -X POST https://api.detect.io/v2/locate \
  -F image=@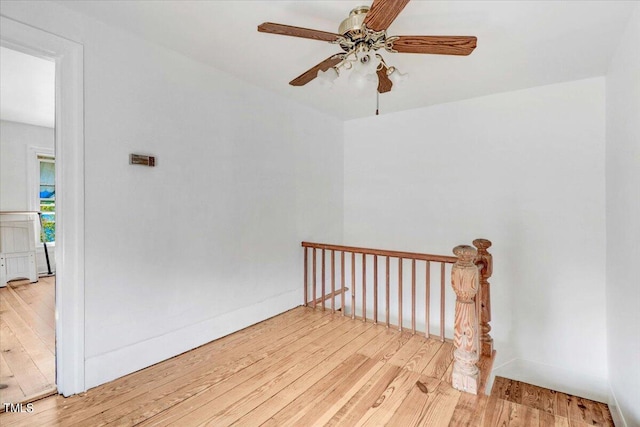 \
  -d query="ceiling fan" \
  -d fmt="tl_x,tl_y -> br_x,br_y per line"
258,0 -> 477,94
